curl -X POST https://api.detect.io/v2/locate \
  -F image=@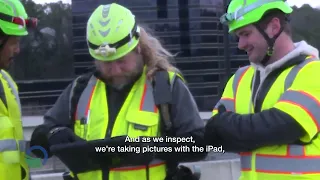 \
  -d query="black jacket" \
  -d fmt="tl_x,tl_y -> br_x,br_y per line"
30,71 -> 207,162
